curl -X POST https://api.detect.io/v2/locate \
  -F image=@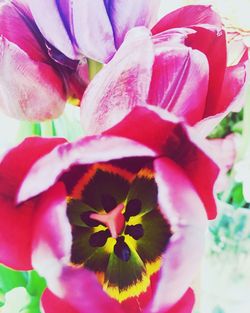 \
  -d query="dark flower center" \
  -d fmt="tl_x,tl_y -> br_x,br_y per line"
67,163 -> 172,303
